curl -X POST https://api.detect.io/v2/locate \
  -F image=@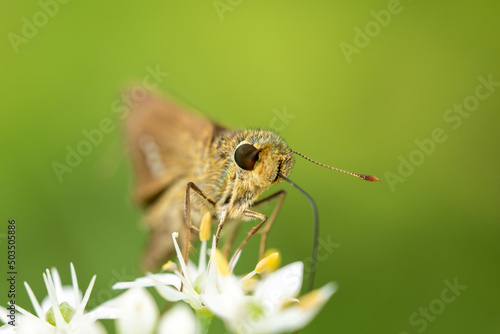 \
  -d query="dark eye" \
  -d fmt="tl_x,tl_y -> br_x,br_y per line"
234,144 -> 261,171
